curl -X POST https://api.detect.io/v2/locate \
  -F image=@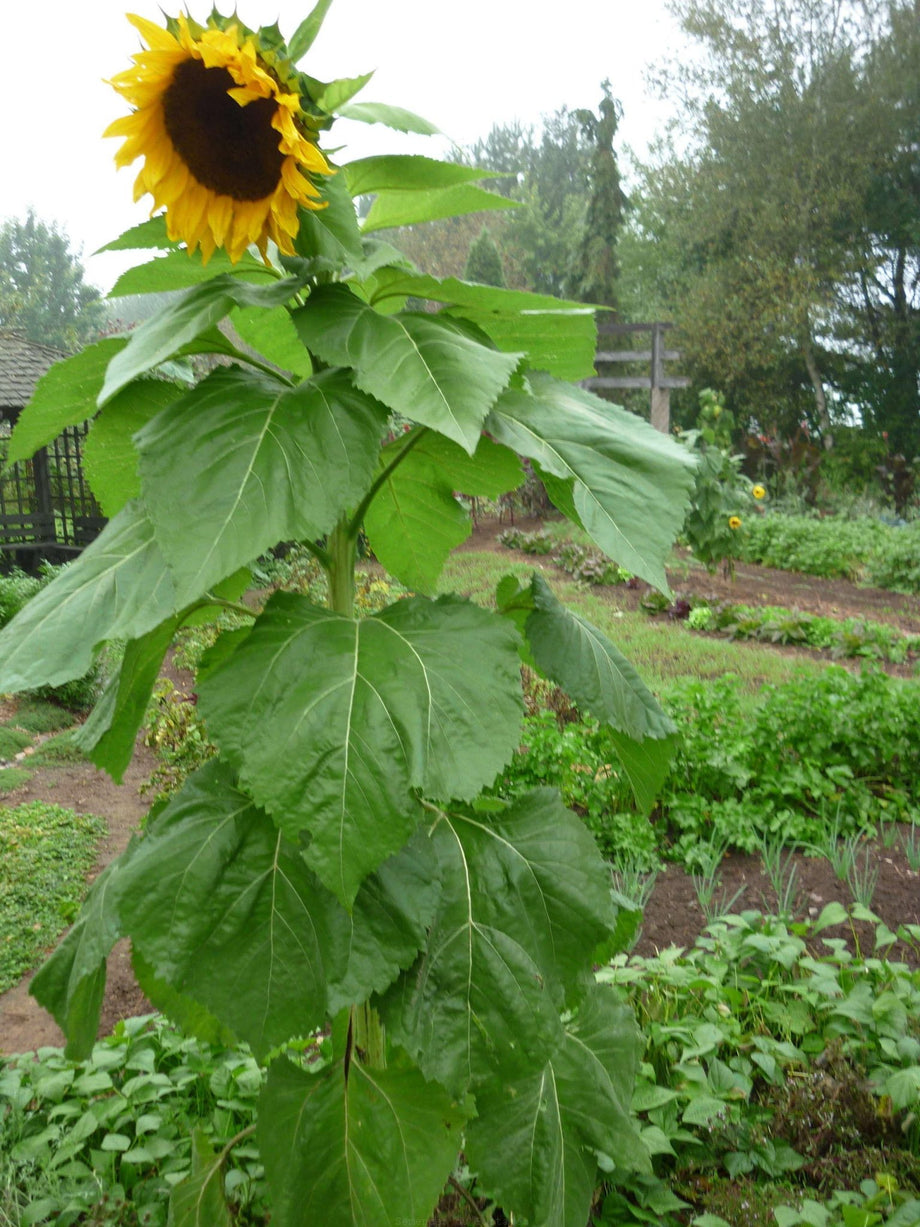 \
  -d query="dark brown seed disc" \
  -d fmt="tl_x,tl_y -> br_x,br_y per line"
162,58 -> 284,201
